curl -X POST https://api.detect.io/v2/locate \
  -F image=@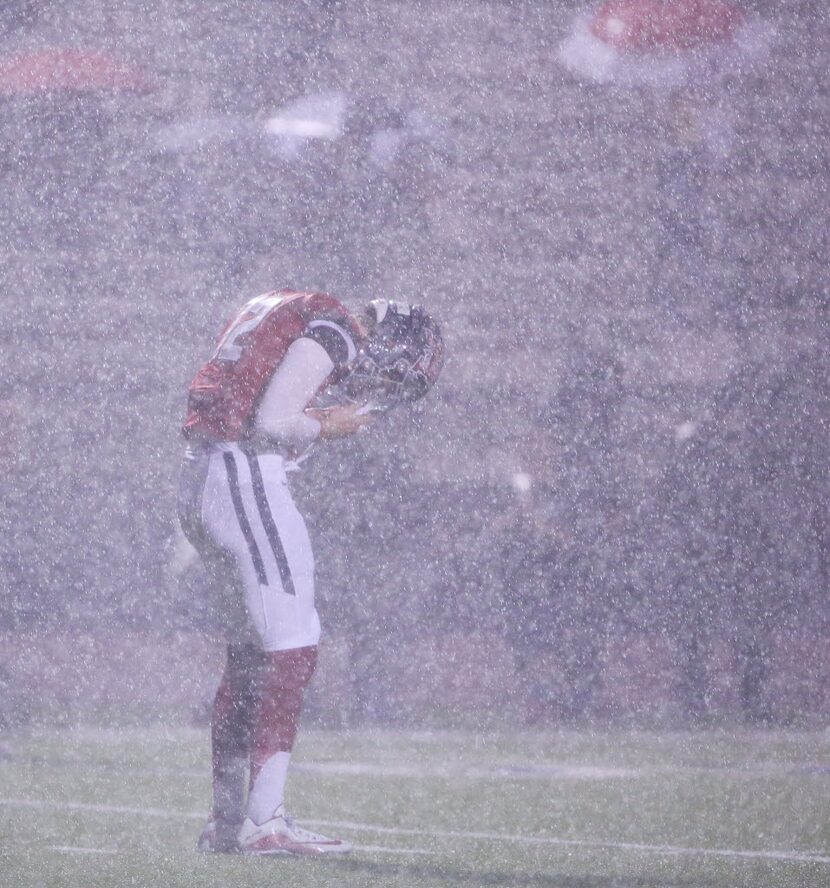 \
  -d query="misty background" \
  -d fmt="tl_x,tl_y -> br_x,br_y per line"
0,0 -> 828,729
